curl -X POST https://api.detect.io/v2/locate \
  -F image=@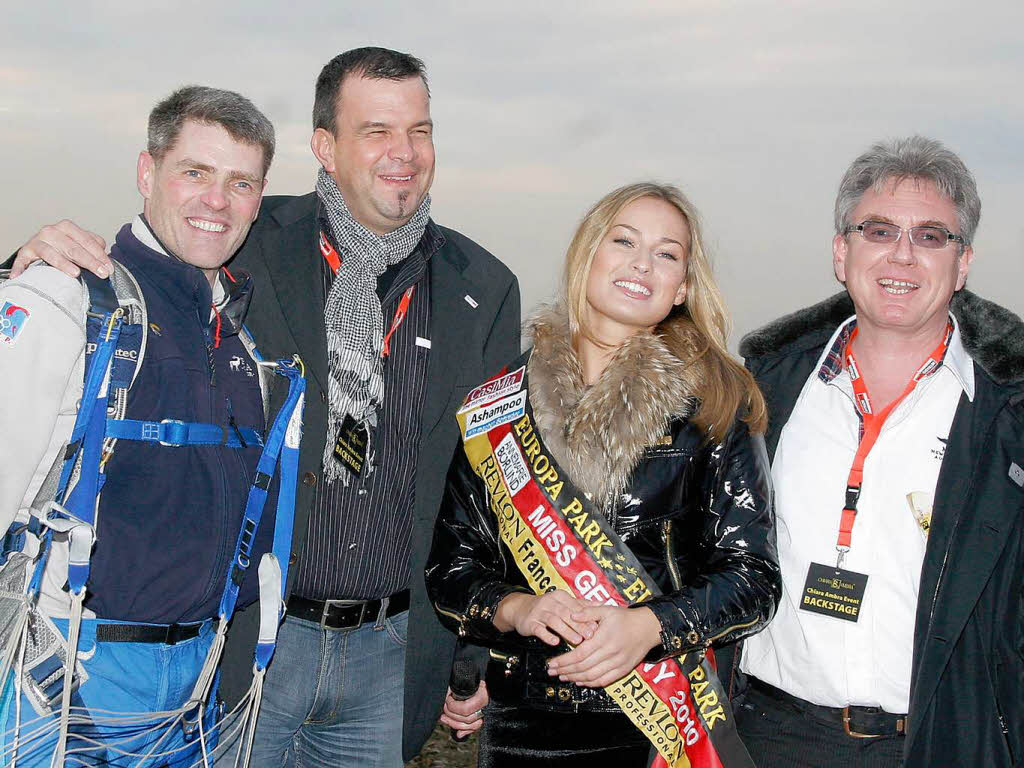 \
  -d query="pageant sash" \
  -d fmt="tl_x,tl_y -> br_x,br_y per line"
457,362 -> 754,768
